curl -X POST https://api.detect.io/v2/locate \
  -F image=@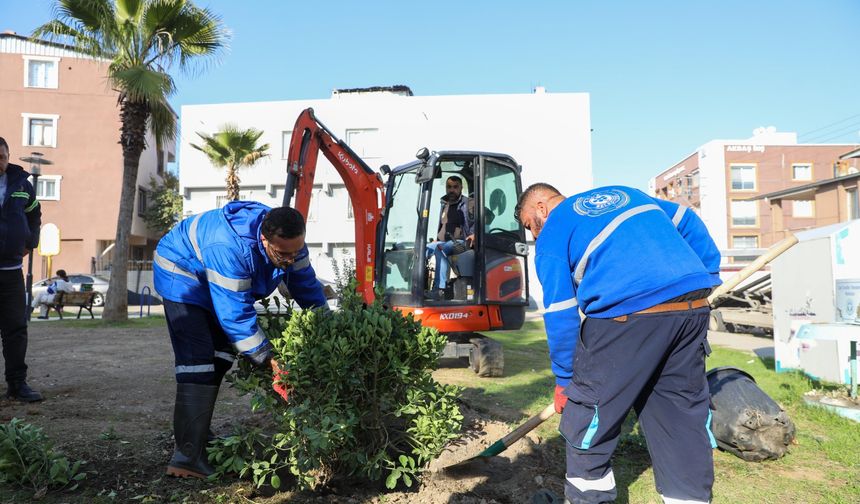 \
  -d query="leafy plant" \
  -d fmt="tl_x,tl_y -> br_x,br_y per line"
0,418 -> 86,494
214,276 -> 462,491
143,172 -> 183,235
